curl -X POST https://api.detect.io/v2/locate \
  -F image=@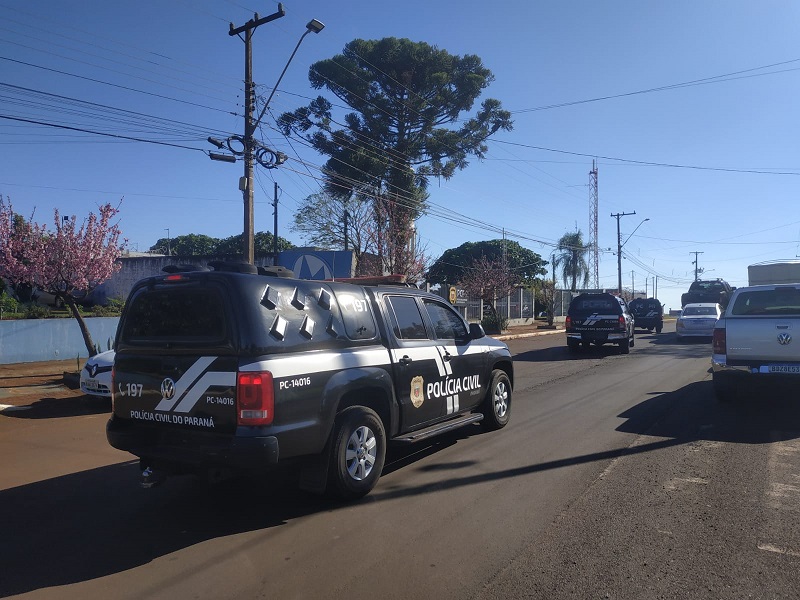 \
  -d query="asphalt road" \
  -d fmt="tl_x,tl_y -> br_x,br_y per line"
2,324 -> 799,599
